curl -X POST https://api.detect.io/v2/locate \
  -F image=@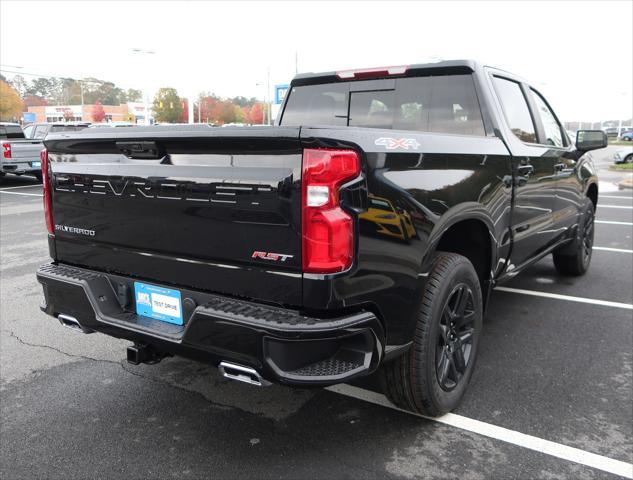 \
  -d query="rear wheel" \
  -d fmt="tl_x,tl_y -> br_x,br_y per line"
383,252 -> 483,416
553,199 -> 595,276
